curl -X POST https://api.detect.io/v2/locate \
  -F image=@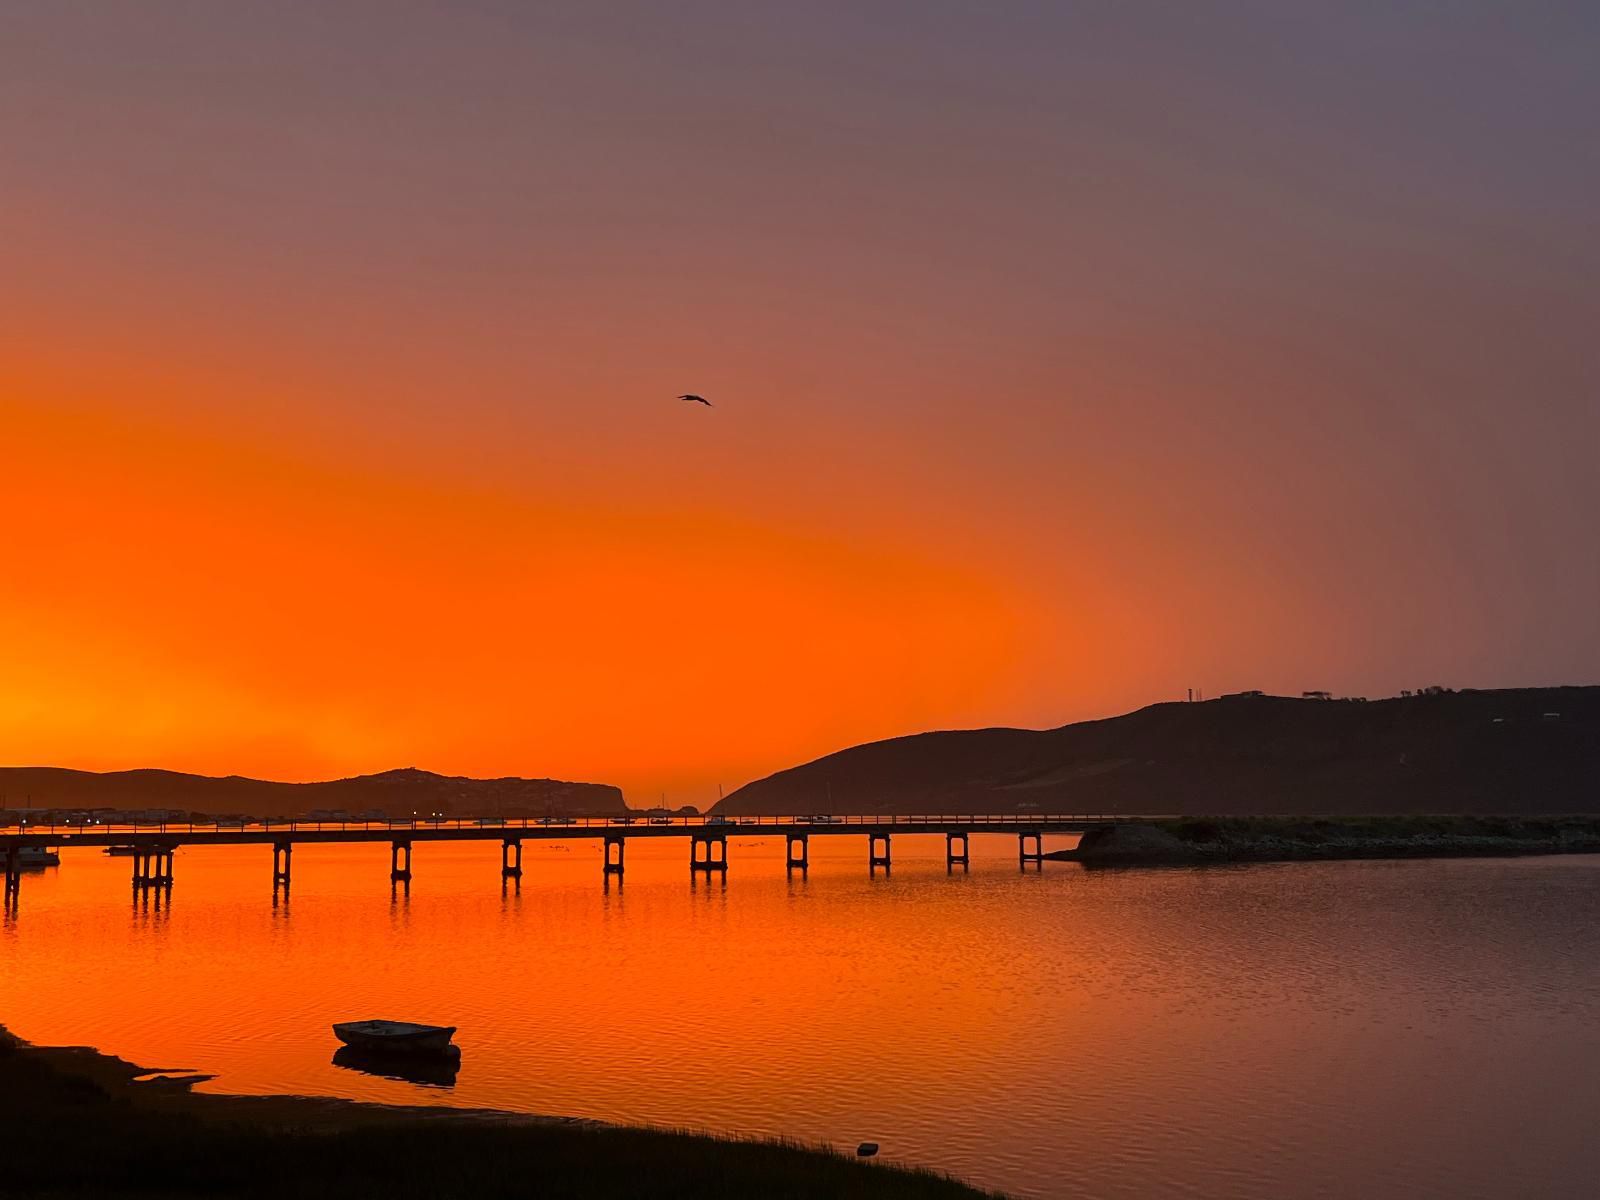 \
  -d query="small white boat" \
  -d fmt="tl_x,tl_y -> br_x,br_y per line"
14,847 -> 60,867
332,1020 -> 457,1055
